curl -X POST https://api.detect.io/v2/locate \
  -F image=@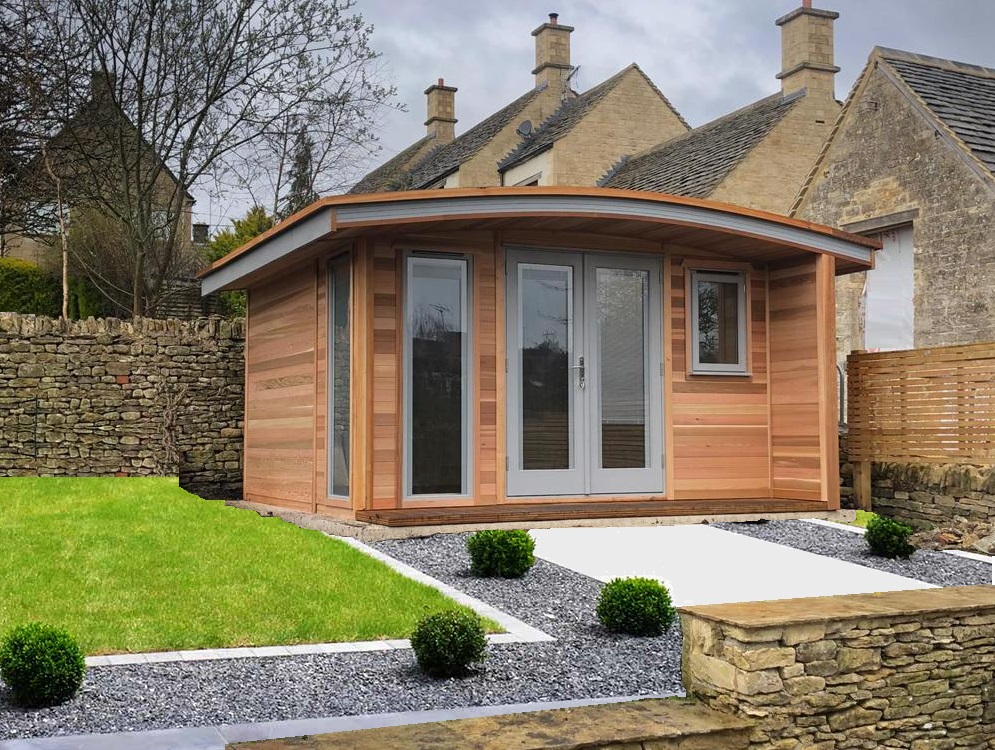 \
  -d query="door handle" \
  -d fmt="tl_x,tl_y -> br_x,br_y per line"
571,356 -> 585,389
